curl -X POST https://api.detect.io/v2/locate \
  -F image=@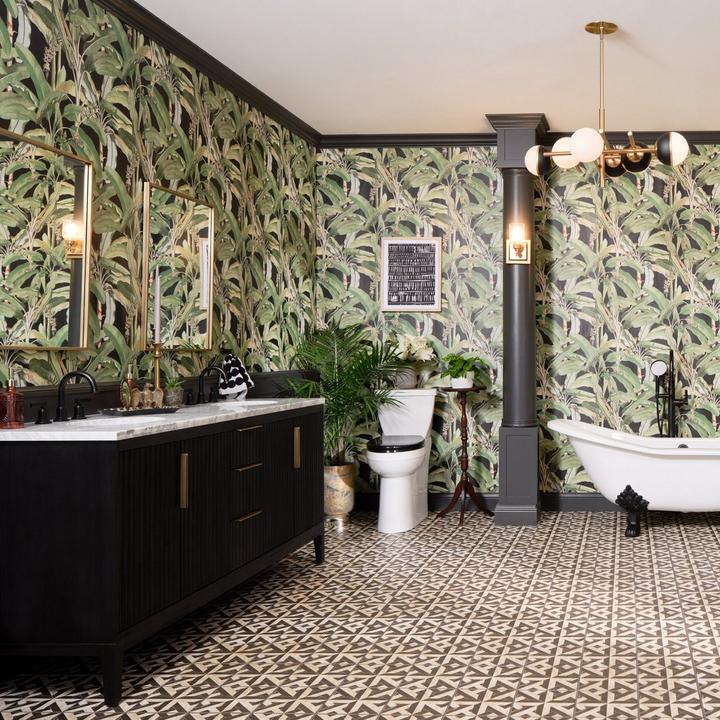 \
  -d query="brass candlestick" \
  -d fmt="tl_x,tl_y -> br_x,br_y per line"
152,342 -> 163,390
